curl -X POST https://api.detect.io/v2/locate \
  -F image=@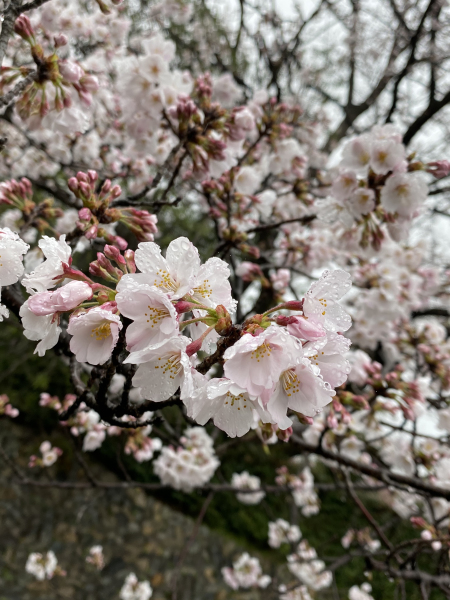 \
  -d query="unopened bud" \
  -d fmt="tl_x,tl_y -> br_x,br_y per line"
214,305 -> 232,336
294,412 -> 314,426
54,33 -> 68,48
174,301 -> 196,314
124,249 -> 136,273
186,338 -> 203,357
276,426 -> 293,442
